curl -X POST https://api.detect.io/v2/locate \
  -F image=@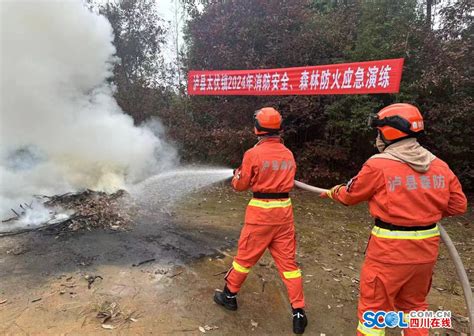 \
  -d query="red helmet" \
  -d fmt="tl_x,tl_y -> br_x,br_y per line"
368,103 -> 424,141
254,107 -> 282,135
